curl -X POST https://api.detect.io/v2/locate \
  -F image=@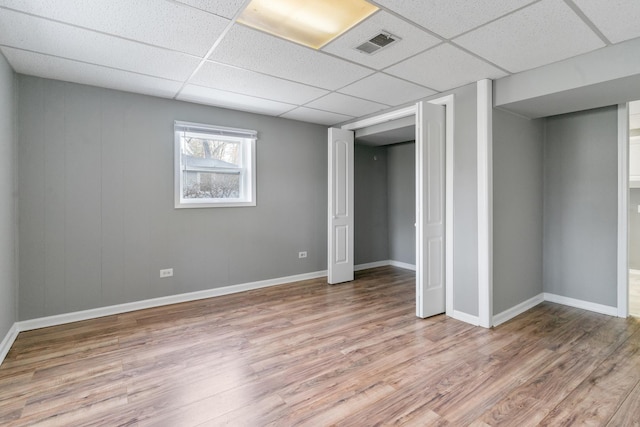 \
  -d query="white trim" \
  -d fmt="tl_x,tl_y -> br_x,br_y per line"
618,103 -> 629,318
174,121 -> 257,138
493,294 -> 544,327
0,323 -> 19,366
630,269 -> 640,275
543,293 -> 618,317
354,260 -> 416,271
341,105 -> 416,131
16,270 -> 327,333
429,94 -> 455,317
451,310 -> 480,326
477,79 -> 493,328
354,260 -> 391,271
415,101 -> 425,317
389,260 -> 416,271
